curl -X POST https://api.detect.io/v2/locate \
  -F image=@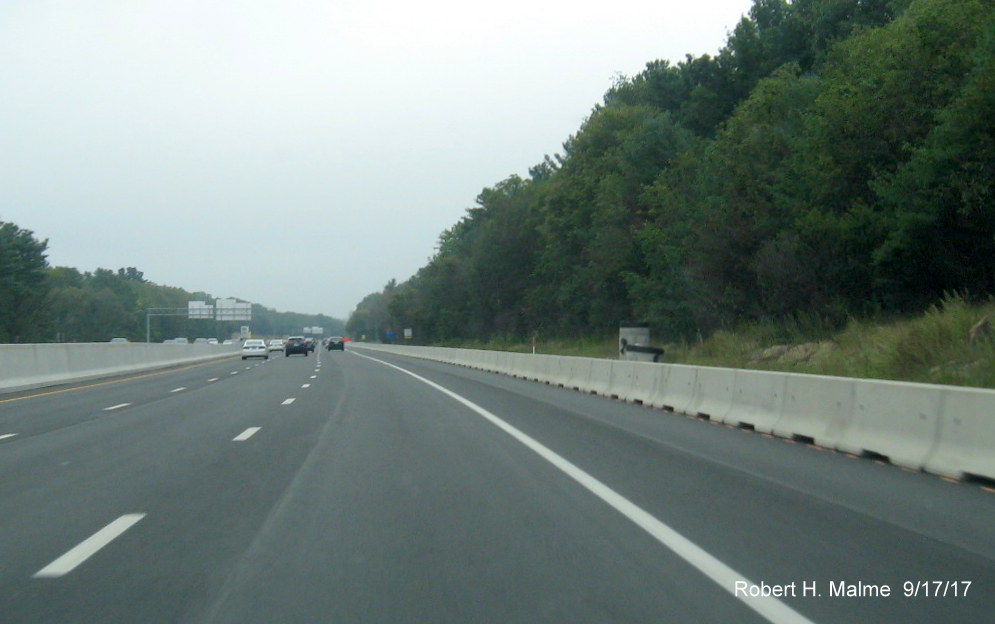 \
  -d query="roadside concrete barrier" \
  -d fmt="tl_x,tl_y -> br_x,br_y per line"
650,364 -> 697,413
613,361 -> 659,404
774,373 -> 856,448
561,357 -> 593,391
728,369 -> 788,432
351,343 -> 995,481
837,379 -> 944,468
687,367 -> 737,421
608,360 -> 636,400
586,359 -> 616,397
0,342 -> 241,394
924,386 -> 995,480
